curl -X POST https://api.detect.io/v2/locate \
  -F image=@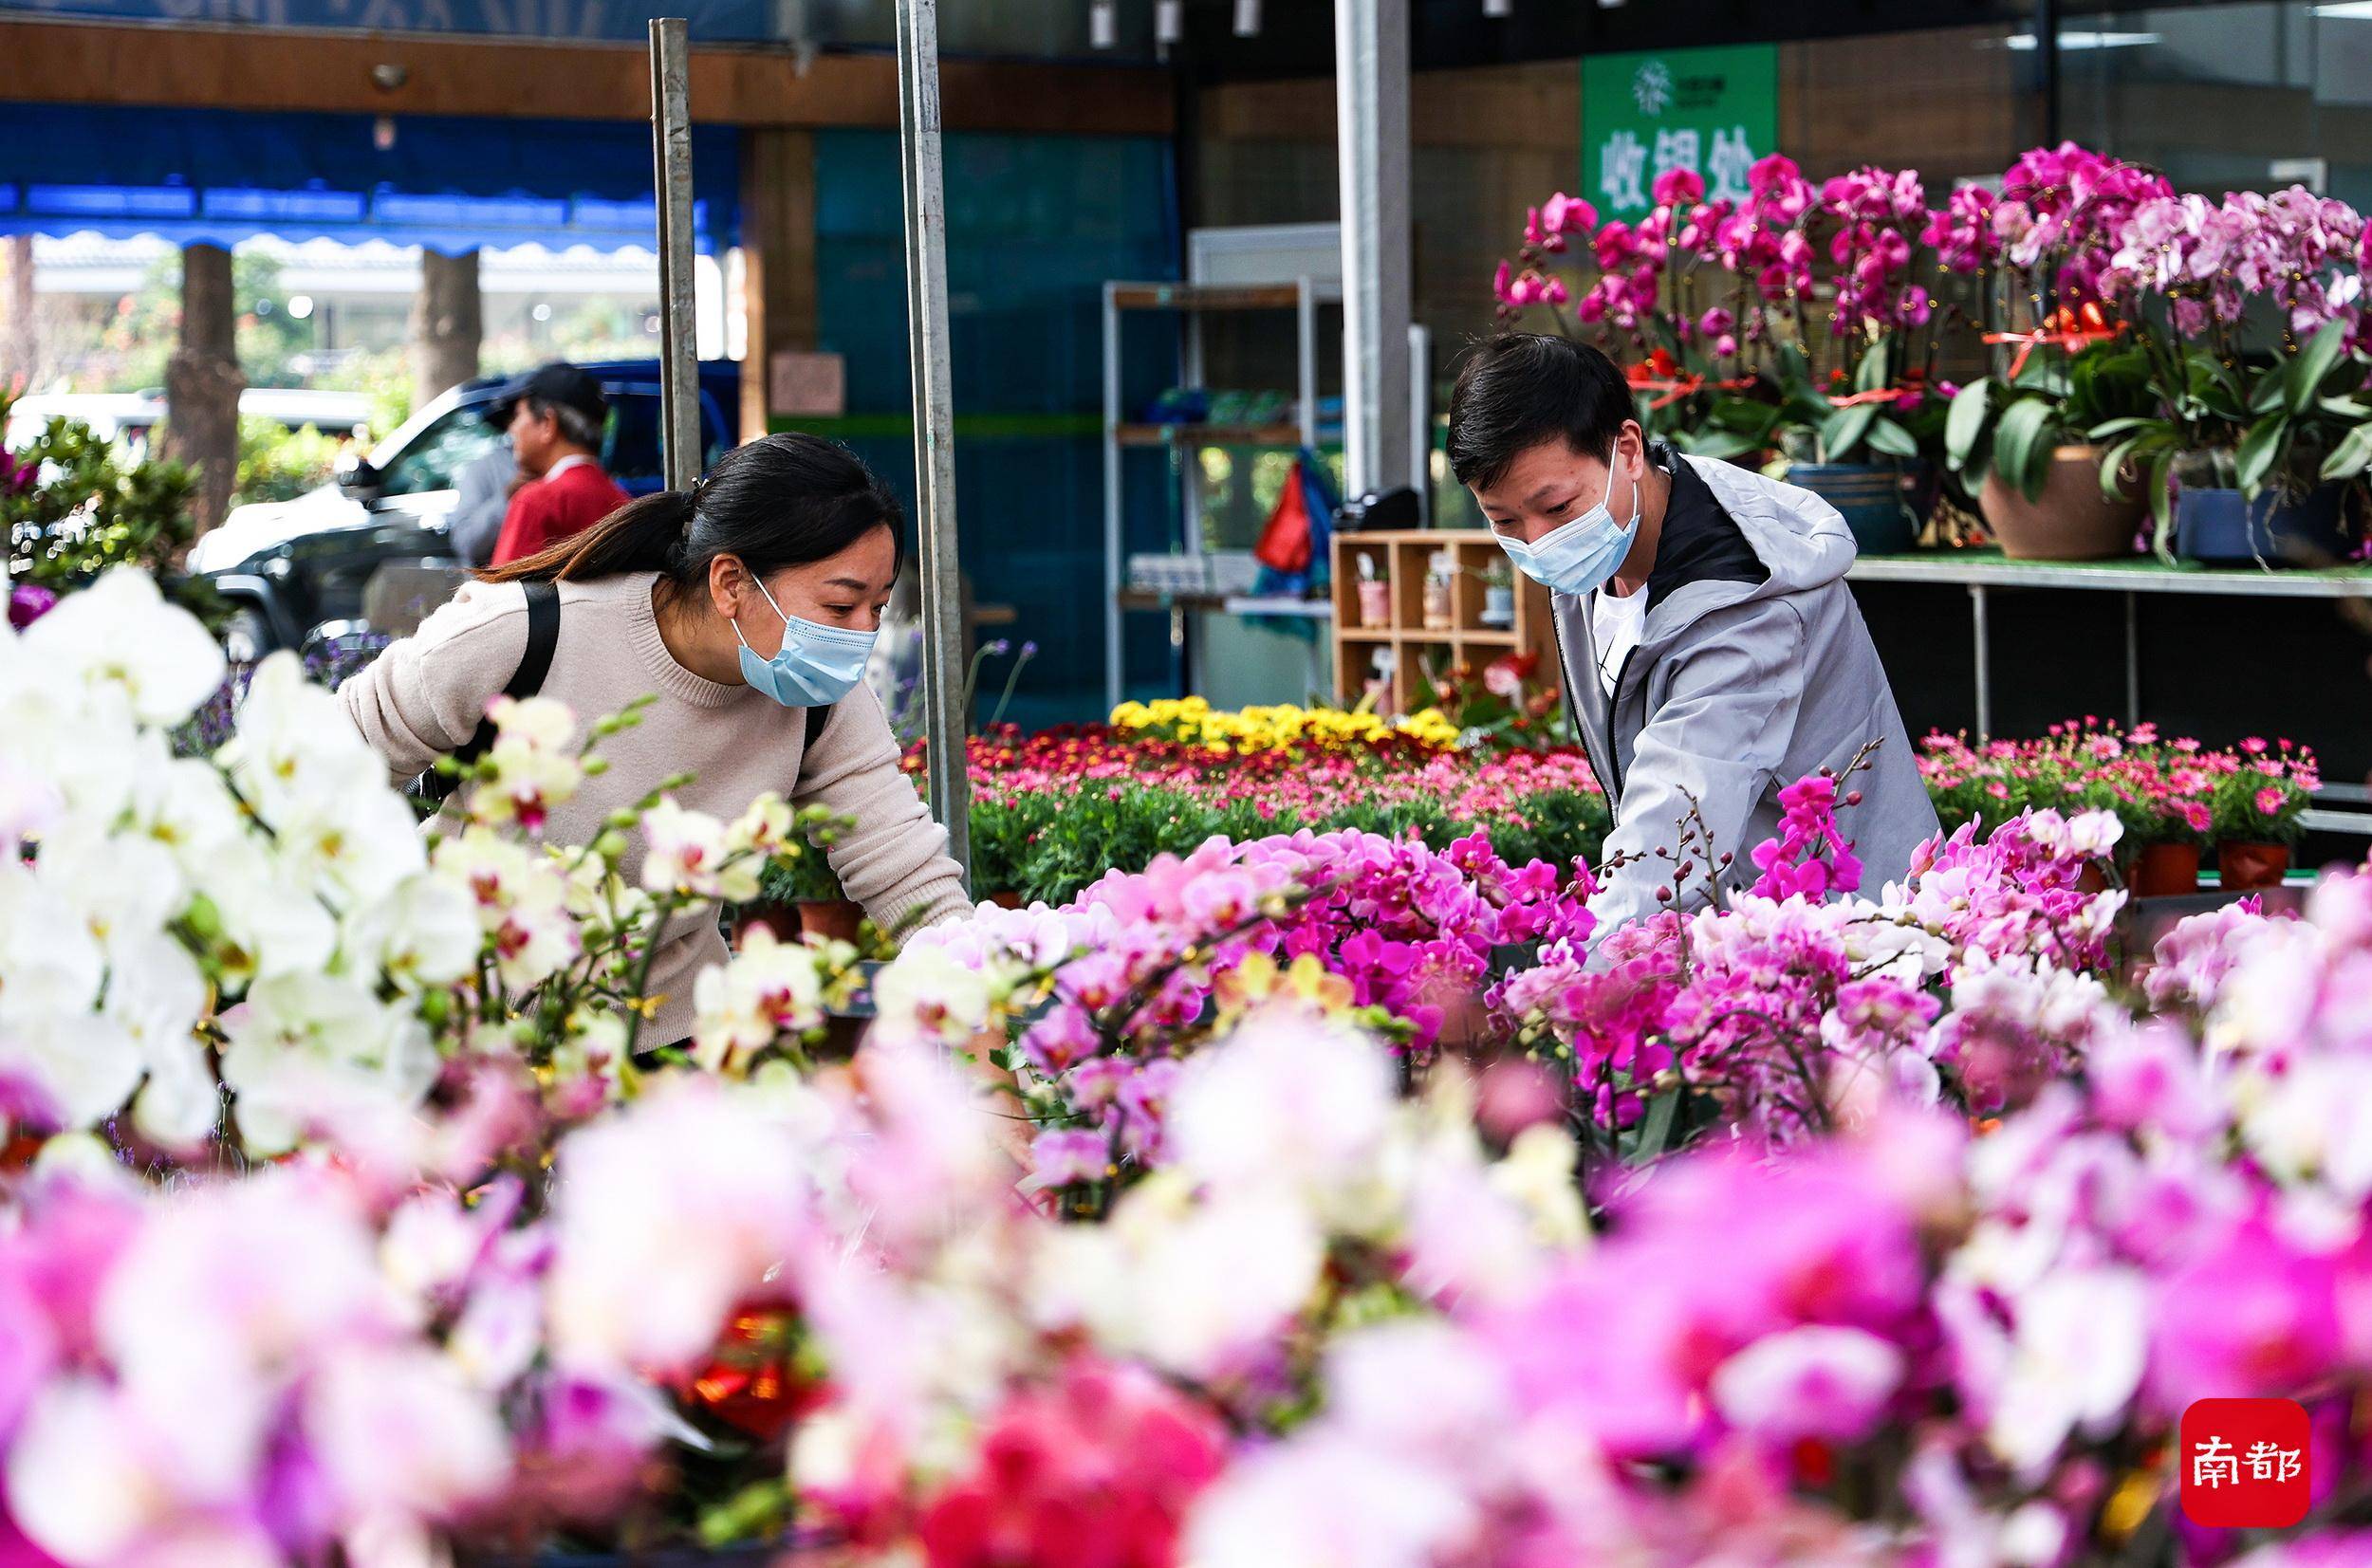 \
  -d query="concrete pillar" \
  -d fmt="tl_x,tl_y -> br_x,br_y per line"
737,128 -> 819,443
163,242 -> 245,537
409,248 -> 482,410
3,235 -> 33,387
